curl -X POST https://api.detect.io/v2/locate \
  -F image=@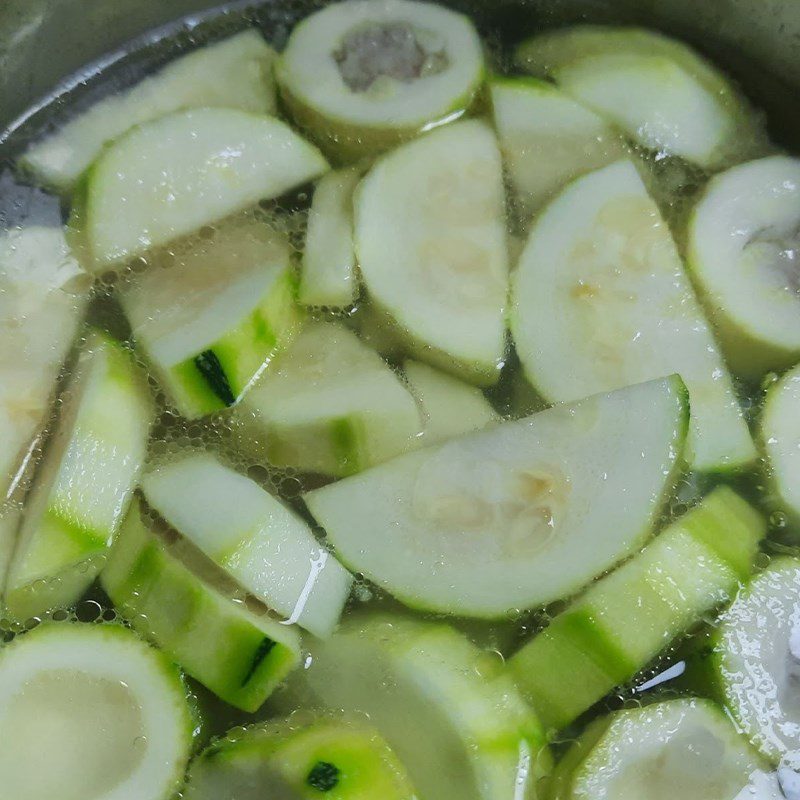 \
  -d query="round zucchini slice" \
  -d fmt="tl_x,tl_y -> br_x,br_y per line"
710,557 -> 800,763
551,698 -> 765,800
0,622 -> 195,800
276,0 -> 484,161
687,155 -> 800,378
